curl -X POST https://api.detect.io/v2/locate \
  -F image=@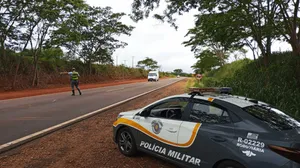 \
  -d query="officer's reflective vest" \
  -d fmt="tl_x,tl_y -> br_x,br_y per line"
71,71 -> 79,80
